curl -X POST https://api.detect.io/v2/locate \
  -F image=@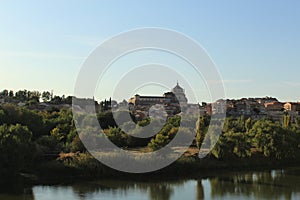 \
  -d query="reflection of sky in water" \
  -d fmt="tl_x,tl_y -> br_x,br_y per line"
4,169 -> 300,200
33,185 -> 148,200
